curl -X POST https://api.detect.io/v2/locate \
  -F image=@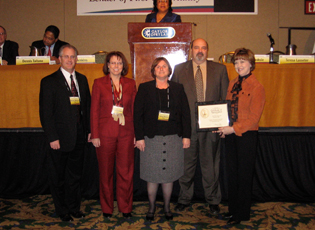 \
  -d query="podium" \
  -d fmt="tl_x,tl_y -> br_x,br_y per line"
128,22 -> 192,87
